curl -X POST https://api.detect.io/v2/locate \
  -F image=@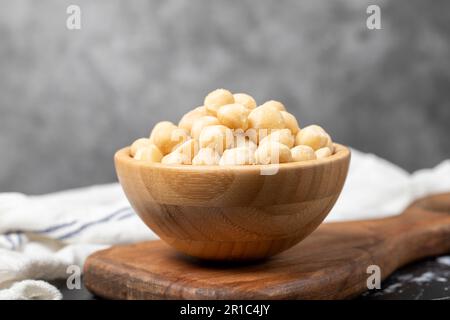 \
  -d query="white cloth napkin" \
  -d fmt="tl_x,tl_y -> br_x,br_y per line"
0,184 -> 157,300
326,149 -> 450,221
0,148 -> 449,299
